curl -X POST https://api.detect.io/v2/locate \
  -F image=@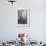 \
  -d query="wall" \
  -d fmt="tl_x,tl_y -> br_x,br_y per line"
0,0 -> 46,41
